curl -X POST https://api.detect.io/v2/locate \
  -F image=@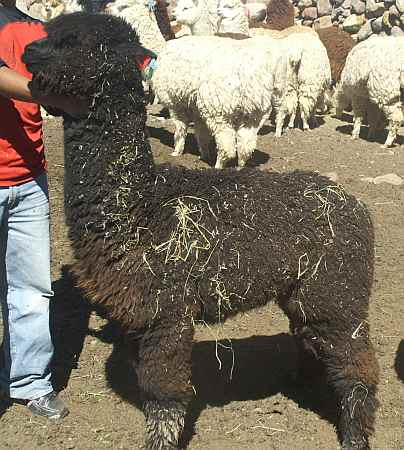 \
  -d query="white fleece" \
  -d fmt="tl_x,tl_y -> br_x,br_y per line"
335,35 -> 404,147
